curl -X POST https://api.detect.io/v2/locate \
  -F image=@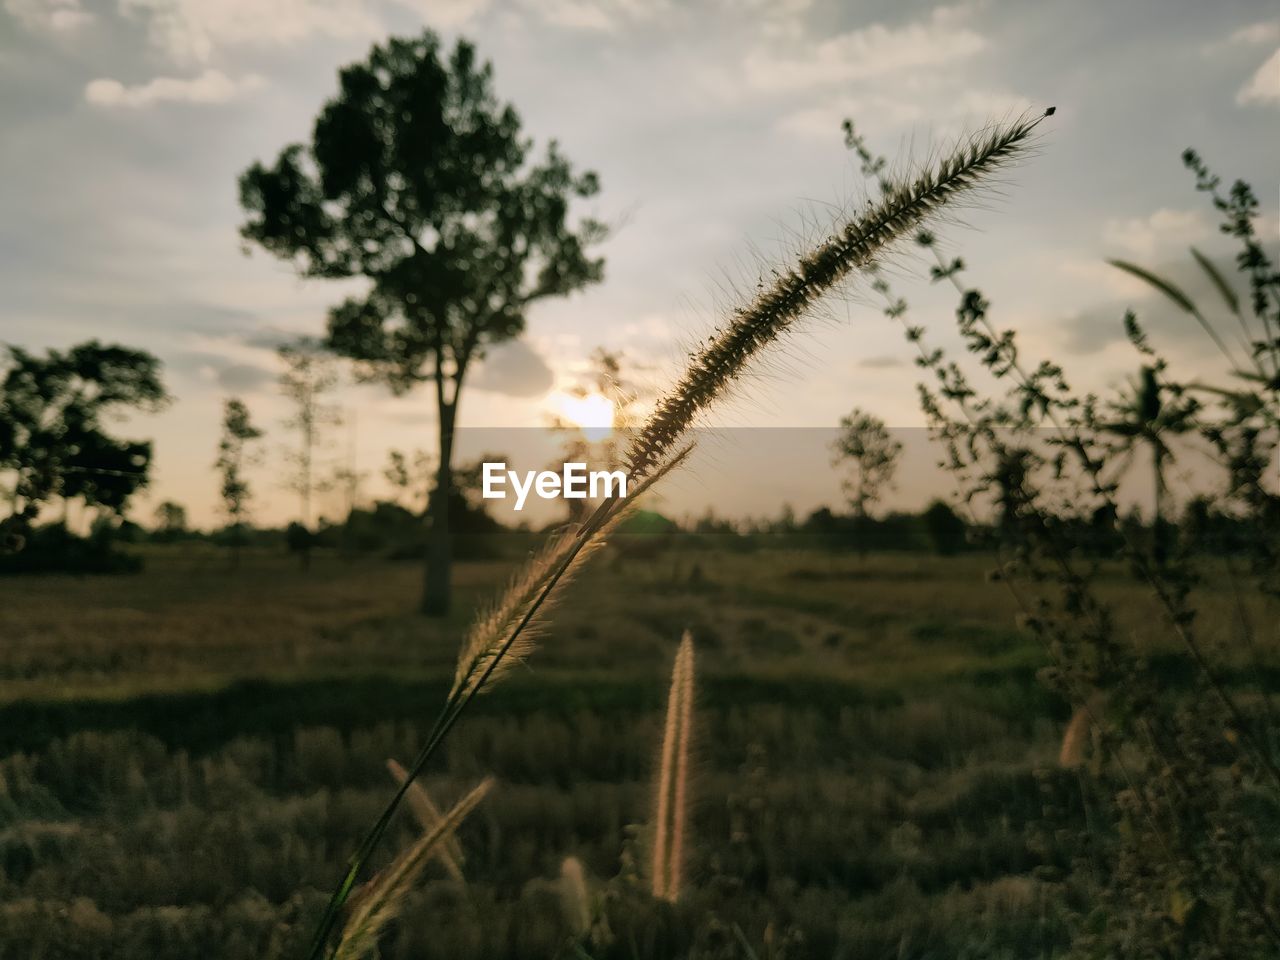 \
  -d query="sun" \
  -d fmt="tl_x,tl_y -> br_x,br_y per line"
554,390 -> 615,441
